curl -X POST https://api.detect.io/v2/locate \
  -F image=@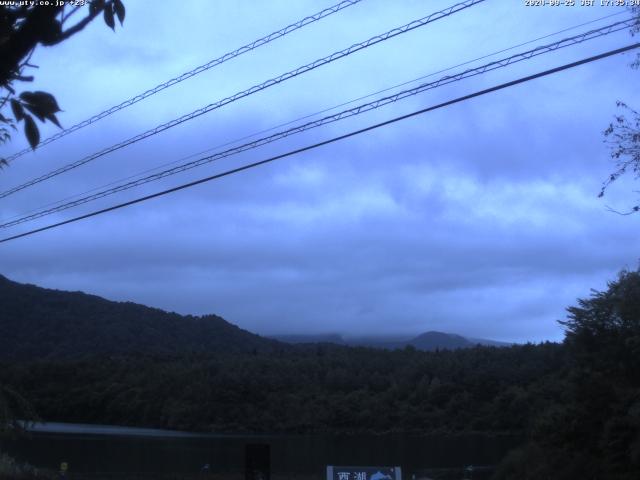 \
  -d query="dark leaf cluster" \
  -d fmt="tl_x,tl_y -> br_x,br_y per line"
10,91 -> 61,149
0,1 -> 125,162
601,102 -> 640,214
